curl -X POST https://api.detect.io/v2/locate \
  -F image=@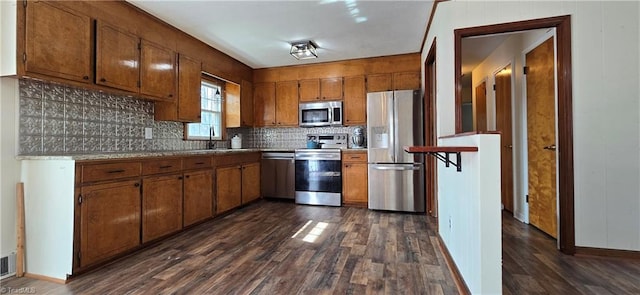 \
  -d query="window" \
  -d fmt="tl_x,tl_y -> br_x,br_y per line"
186,80 -> 223,140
